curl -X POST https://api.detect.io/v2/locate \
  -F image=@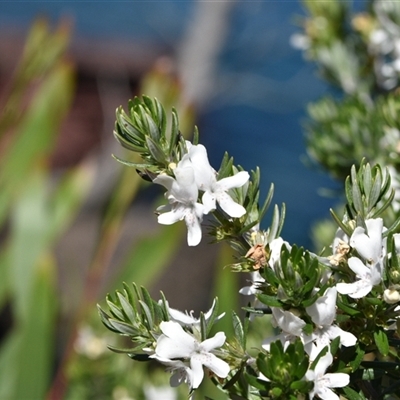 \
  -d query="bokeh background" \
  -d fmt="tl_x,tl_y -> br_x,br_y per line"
0,2 -> 344,399
1,0 -> 337,246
